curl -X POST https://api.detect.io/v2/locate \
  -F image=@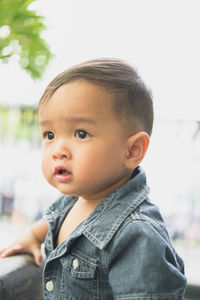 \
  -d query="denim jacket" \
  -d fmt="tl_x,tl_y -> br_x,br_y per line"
43,167 -> 187,300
